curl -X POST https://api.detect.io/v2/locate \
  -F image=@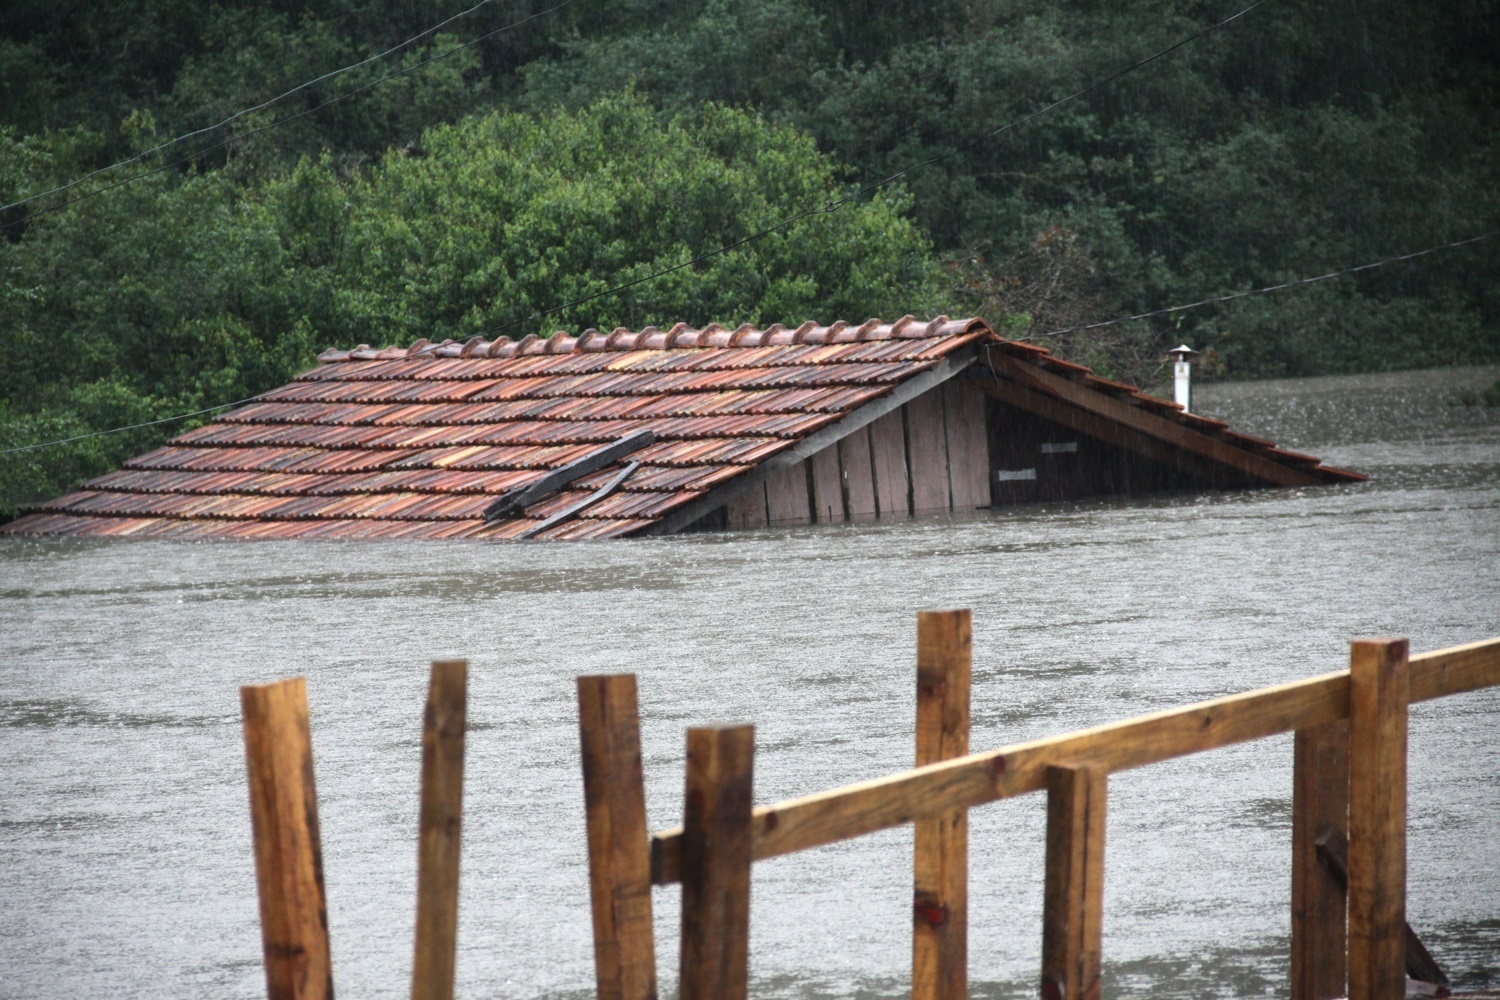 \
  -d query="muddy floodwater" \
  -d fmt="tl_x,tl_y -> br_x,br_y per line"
3,366 -> 1498,999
